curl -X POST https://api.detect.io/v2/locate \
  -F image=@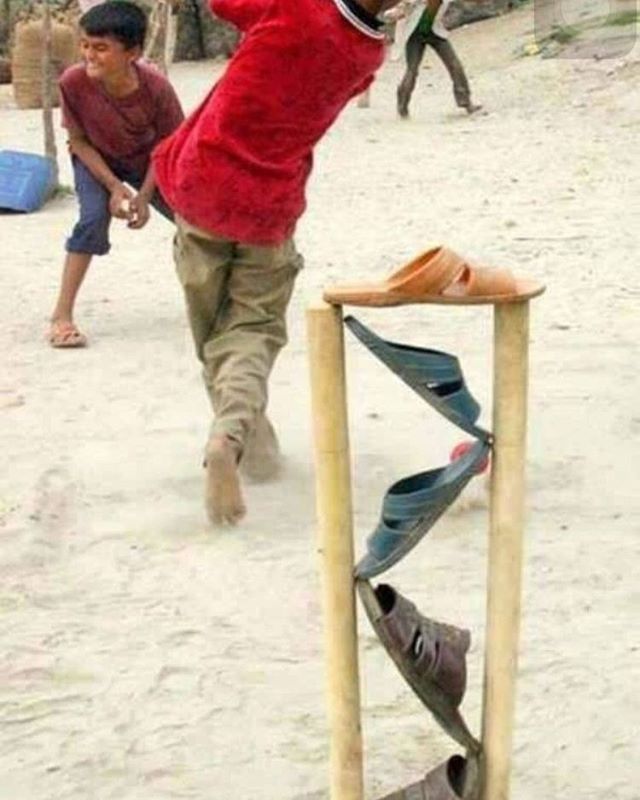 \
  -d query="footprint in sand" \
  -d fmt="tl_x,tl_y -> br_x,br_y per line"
30,467 -> 78,555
